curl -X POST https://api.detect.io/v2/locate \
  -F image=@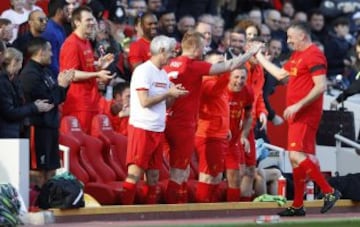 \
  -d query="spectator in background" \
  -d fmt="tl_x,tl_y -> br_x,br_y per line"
224,28 -> 246,60
211,16 -> 225,51
281,0 -> 295,18
126,0 -> 148,26
248,8 -> 263,27
280,13 -> 291,32
41,0 -> 68,78
235,20 -> 260,41
260,24 -> 272,44
0,0 -> 28,43
13,10 -> 48,59
330,37 -> 360,110
157,10 -> 177,38
24,0 -> 43,13
128,12 -> 158,70
0,41 -> 6,64
146,0 -> 164,13
0,48 -> 53,138
324,17 -> 353,82
293,11 -> 308,23
308,9 -> 327,45
63,0 -> 80,36
174,15 -> 195,42
20,37 -> 73,187
264,9 -> 281,35
59,6 -> 114,134
167,0 -> 217,22
0,19 -> 14,45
